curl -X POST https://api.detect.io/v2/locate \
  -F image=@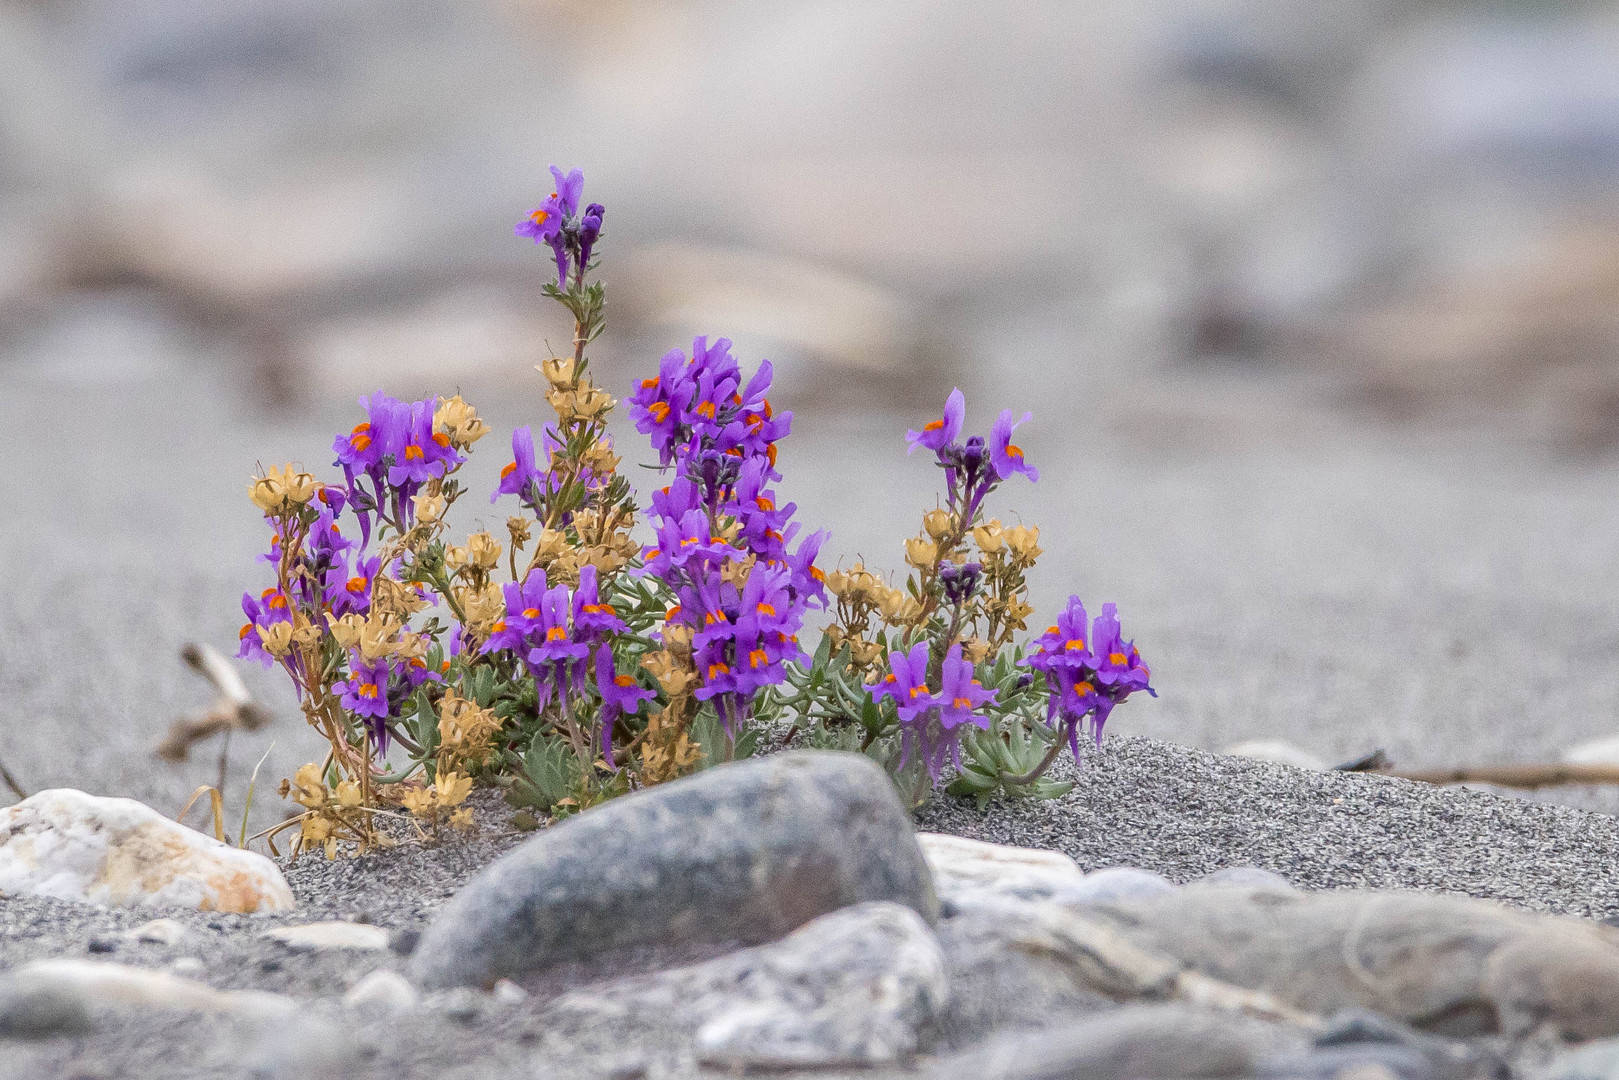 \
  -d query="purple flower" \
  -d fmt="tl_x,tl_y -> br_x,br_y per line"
493,426 -> 543,507
335,657 -> 391,721
875,643 -> 937,724
906,388 -> 965,456
514,166 -> 593,287
595,646 -> 653,765
937,644 -> 995,731
333,391 -> 399,476
989,409 -> 1039,482
1025,596 -> 1153,760
236,588 -> 288,668
388,399 -> 459,487
325,554 -> 380,617
572,565 -> 627,638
